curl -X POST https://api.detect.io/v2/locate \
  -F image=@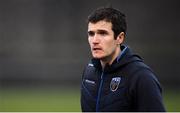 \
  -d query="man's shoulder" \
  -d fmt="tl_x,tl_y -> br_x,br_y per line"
122,60 -> 152,75
84,62 -> 96,71
125,61 -> 161,88
84,59 -> 101,70
82,61 -> 97,78
122,61 -> 158,83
